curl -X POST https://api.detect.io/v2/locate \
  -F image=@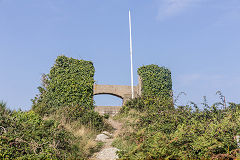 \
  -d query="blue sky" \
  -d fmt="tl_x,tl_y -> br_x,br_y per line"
1,0 -> 240,110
